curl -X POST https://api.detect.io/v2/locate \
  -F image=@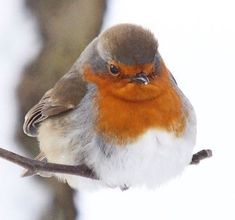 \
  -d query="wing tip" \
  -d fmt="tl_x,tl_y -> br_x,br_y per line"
23,121 -> 38,137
